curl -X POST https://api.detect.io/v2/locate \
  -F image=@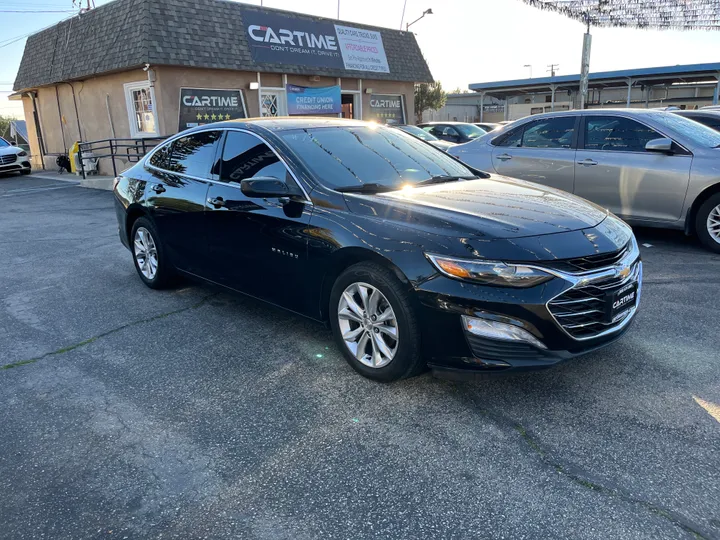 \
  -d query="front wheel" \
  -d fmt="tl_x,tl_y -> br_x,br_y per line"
695,193 -> 720,254
130,217 -> 175,289
329,262 -> 424,382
